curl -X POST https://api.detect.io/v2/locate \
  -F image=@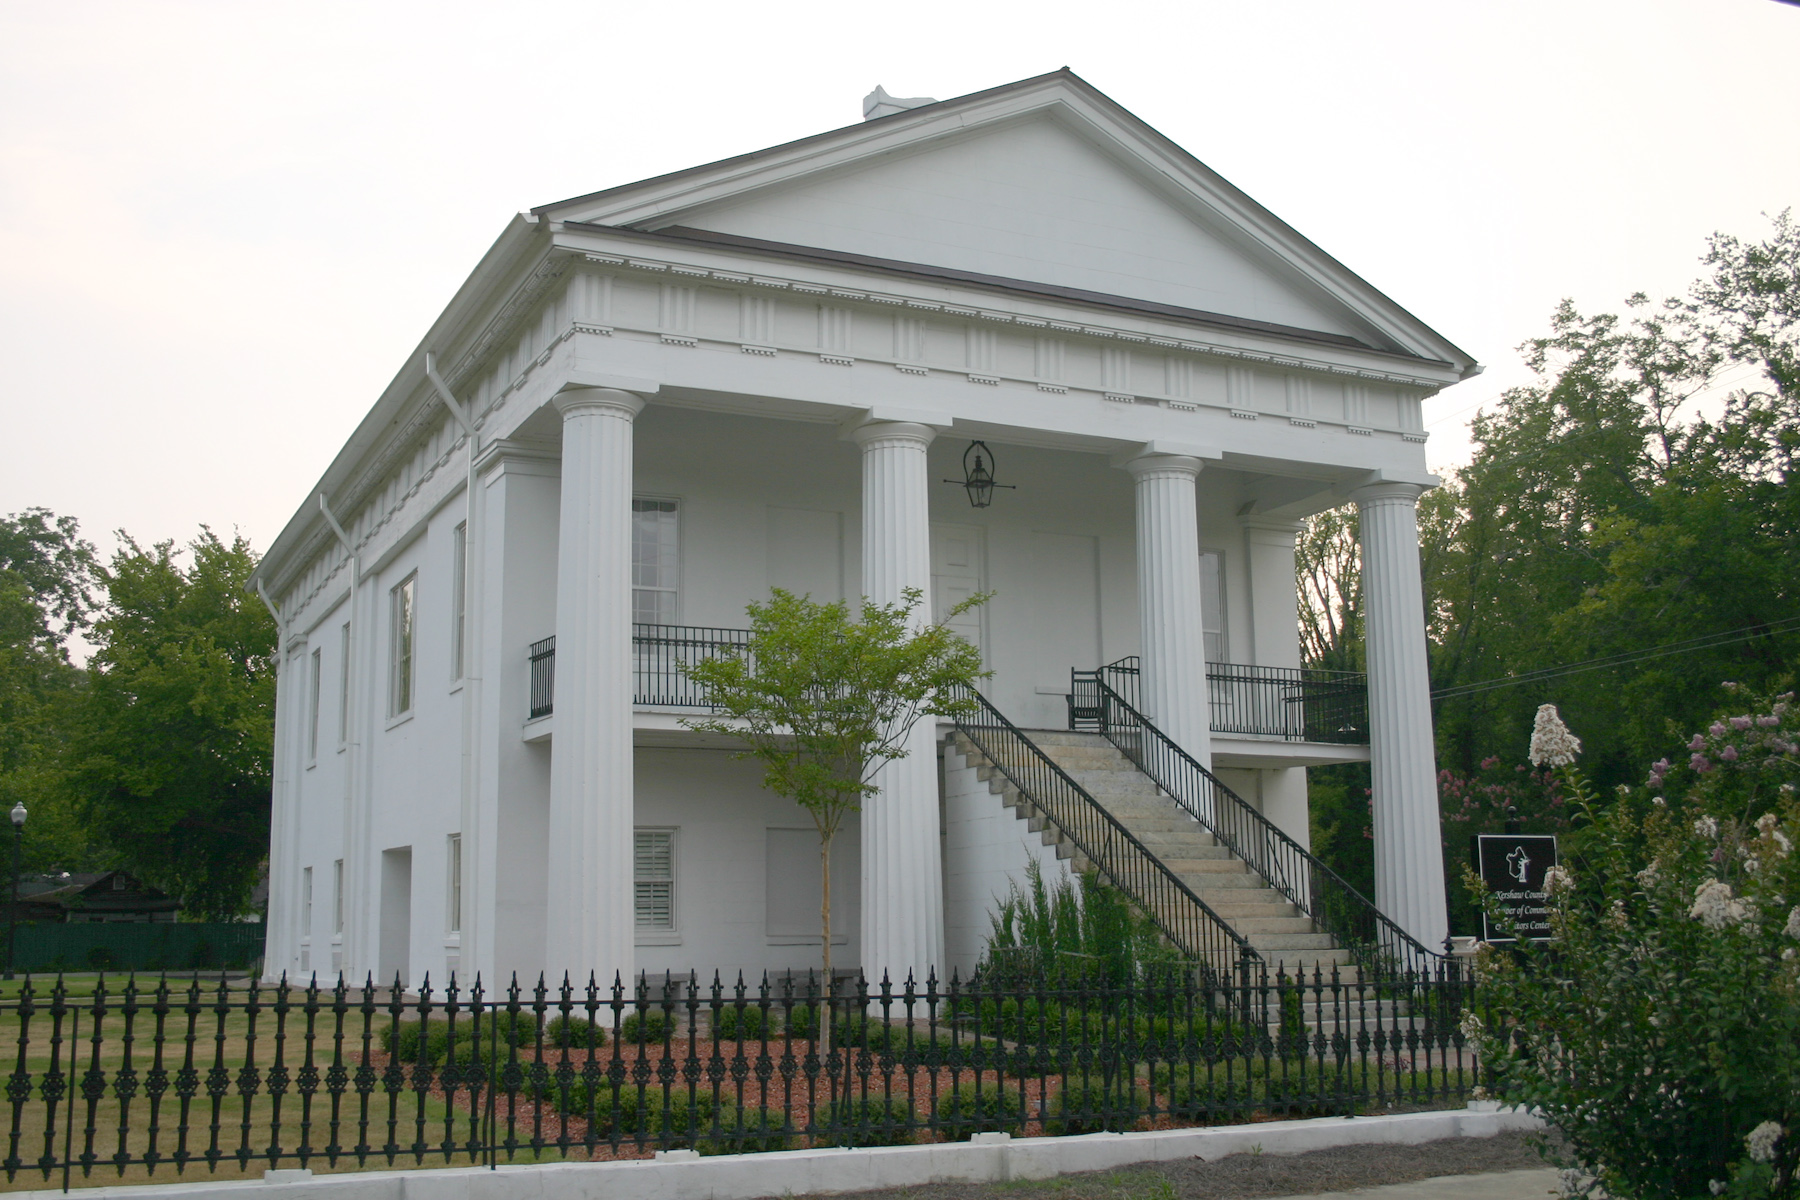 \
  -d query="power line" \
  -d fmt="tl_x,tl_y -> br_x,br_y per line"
1430,616 -> 1800,701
